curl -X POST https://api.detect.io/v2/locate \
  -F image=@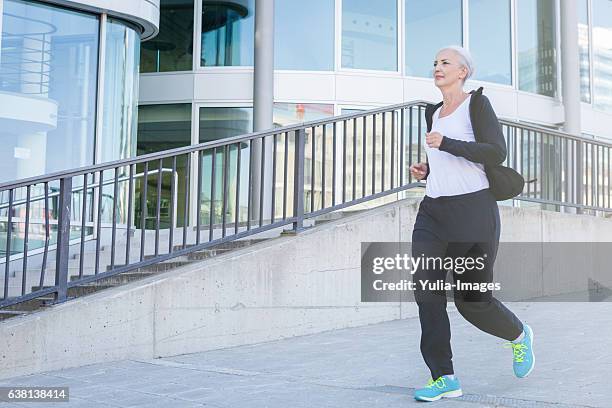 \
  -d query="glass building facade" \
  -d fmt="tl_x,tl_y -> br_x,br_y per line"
0,0 -> 99,183
0,0 -> 143,183
135,0 -> 612,226
517,0 -> 557,97
405,0 -> 461,78
140,0 -> 612,113
0,0 -> 151,259
2,0 -> 610,185
592,0 -> 612,112
141,0 -> 194,72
